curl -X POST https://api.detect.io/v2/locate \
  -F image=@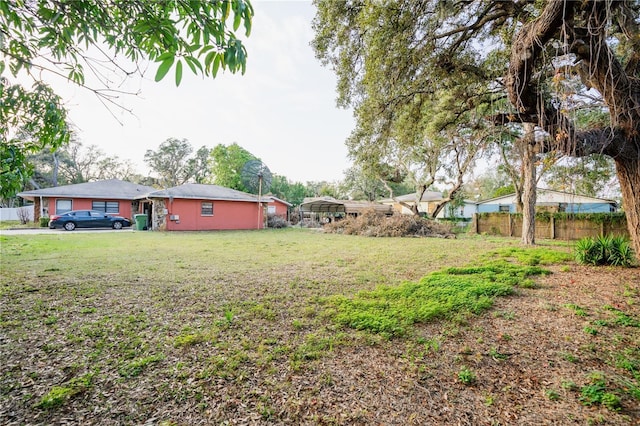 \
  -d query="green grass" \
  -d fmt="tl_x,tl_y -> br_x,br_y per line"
36,372 -> 94,409
0,220 -> 40,230
326,251 -> 551,337
1,229 -> 636,424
